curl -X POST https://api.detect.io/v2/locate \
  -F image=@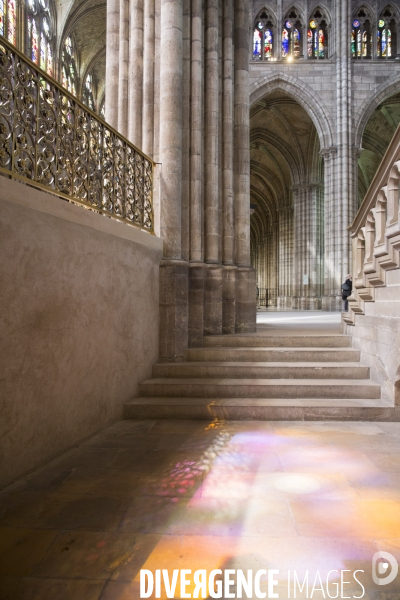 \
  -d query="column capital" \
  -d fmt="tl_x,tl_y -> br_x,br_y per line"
319,146 -> 338,160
